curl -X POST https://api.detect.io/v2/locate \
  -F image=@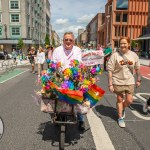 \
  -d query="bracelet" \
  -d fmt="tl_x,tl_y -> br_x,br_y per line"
137,80 -> 141,83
